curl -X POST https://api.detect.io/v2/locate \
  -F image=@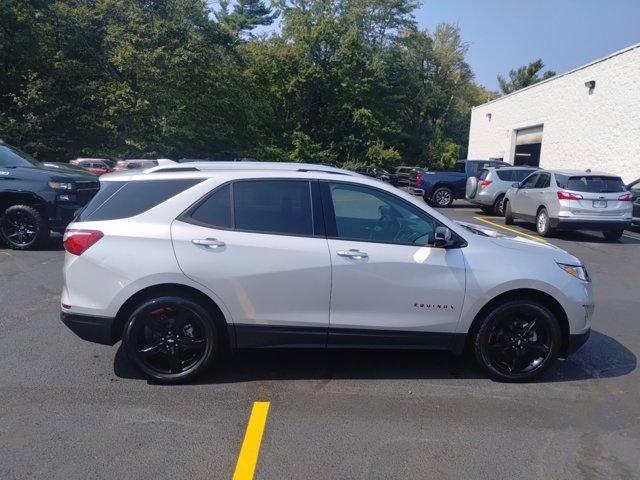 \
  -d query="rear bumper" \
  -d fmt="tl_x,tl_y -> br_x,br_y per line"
550,219 -> 631,231
61,310 -> 118,345
566,329 -> 591,356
